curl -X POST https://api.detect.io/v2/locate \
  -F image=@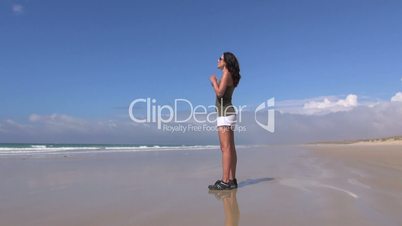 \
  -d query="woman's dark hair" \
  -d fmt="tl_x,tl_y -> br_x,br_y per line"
223,52 -> 241,87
